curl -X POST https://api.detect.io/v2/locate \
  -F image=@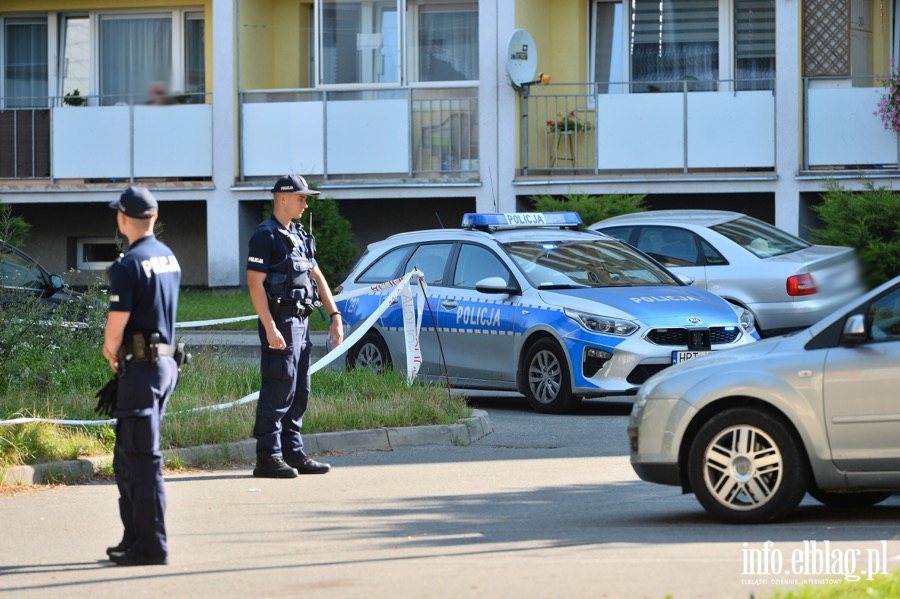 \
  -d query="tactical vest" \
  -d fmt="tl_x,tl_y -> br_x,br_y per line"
264,224 -> 319,309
